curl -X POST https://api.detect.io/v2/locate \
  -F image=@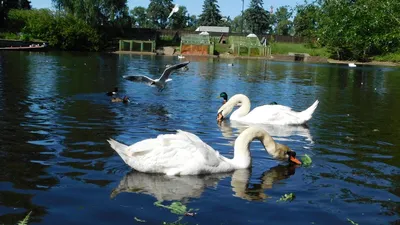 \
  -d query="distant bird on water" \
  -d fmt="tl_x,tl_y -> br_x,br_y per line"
106,87 -> 118,96
112,96 -> 130,103
123,61 -> 190,92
